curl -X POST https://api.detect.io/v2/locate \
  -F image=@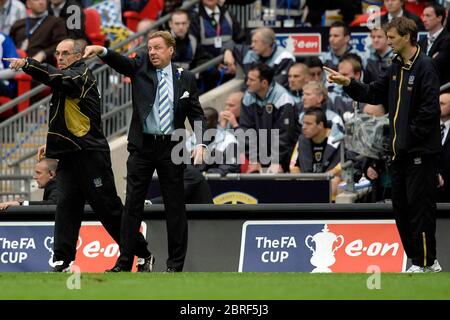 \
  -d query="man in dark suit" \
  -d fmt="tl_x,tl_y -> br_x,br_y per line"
419,2 -> 450,85
83,31 -> 207,272
438,89 -> 450,202
380,0 -> 424,30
